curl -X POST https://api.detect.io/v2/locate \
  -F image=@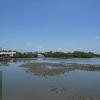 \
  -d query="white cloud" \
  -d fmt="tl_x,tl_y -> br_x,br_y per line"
57,48 -> 63,51
25,43 -> 33,46
95,36 -> 99,40
37,46 -> 43,49
37,45 -> 44,52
